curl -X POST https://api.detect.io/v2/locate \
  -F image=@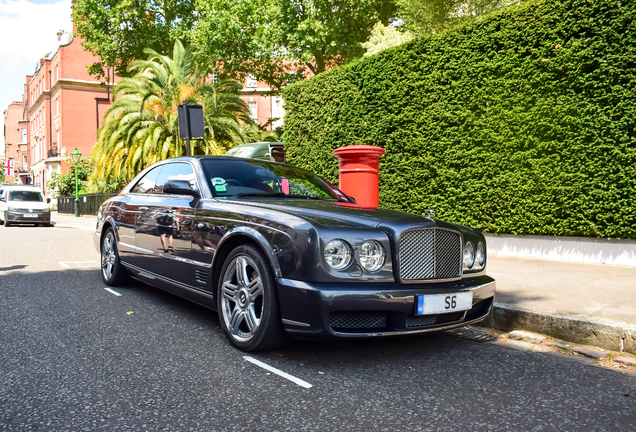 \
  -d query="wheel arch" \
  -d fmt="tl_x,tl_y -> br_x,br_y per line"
211,228 -> 283,299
